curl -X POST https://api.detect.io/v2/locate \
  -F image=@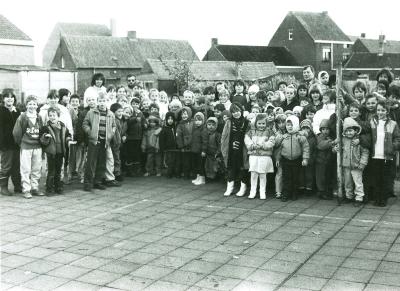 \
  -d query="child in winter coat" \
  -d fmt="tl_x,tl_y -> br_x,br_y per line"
110,103 -> 127,181
40,106 -> 71,195
273,113 -> 287,198
213,103 -> 226,134
141,114 -> 162,176
160,112 -> 178,178
0,89 -> 21,195
125,98 -> 146,176
368,101 -> 400,207
315,119 -> 335,200
299,119 -> 317,195
176,106 -> 194,179
221,103 -> 250,196
276,115 -> 309,201
204,117 -> 221,180
340,117 -> 369,206
191,112 -> 208,185
244,113 -> 275,199
13,96 -> 44,198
